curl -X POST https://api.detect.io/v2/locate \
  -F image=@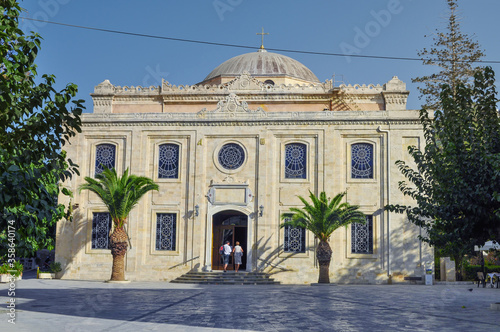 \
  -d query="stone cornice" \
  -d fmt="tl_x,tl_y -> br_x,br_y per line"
159,94 -> 333,103
81,110 -> 421,127
82,120 -> 421,127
